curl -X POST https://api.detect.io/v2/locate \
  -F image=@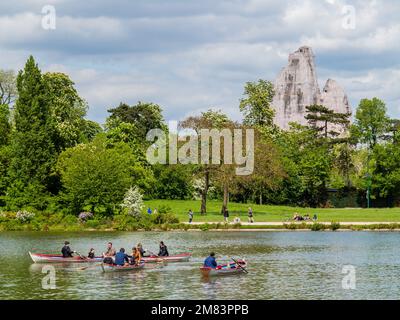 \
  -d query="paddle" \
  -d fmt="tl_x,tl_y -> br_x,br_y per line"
146,250 -> 164,263
77,263 -> 102,271
231,257 -> 248,274
74,251 -> 88,261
